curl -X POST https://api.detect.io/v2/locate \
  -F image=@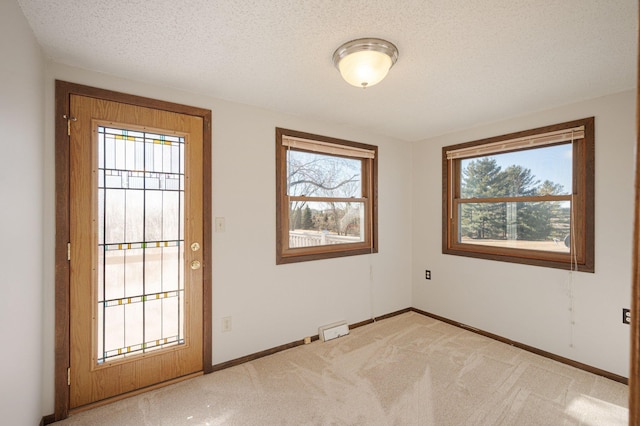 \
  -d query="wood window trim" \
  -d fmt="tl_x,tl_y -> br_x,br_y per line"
442,117 -> 595,272
54,81 -> 213,421
275,128 -> 378,264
